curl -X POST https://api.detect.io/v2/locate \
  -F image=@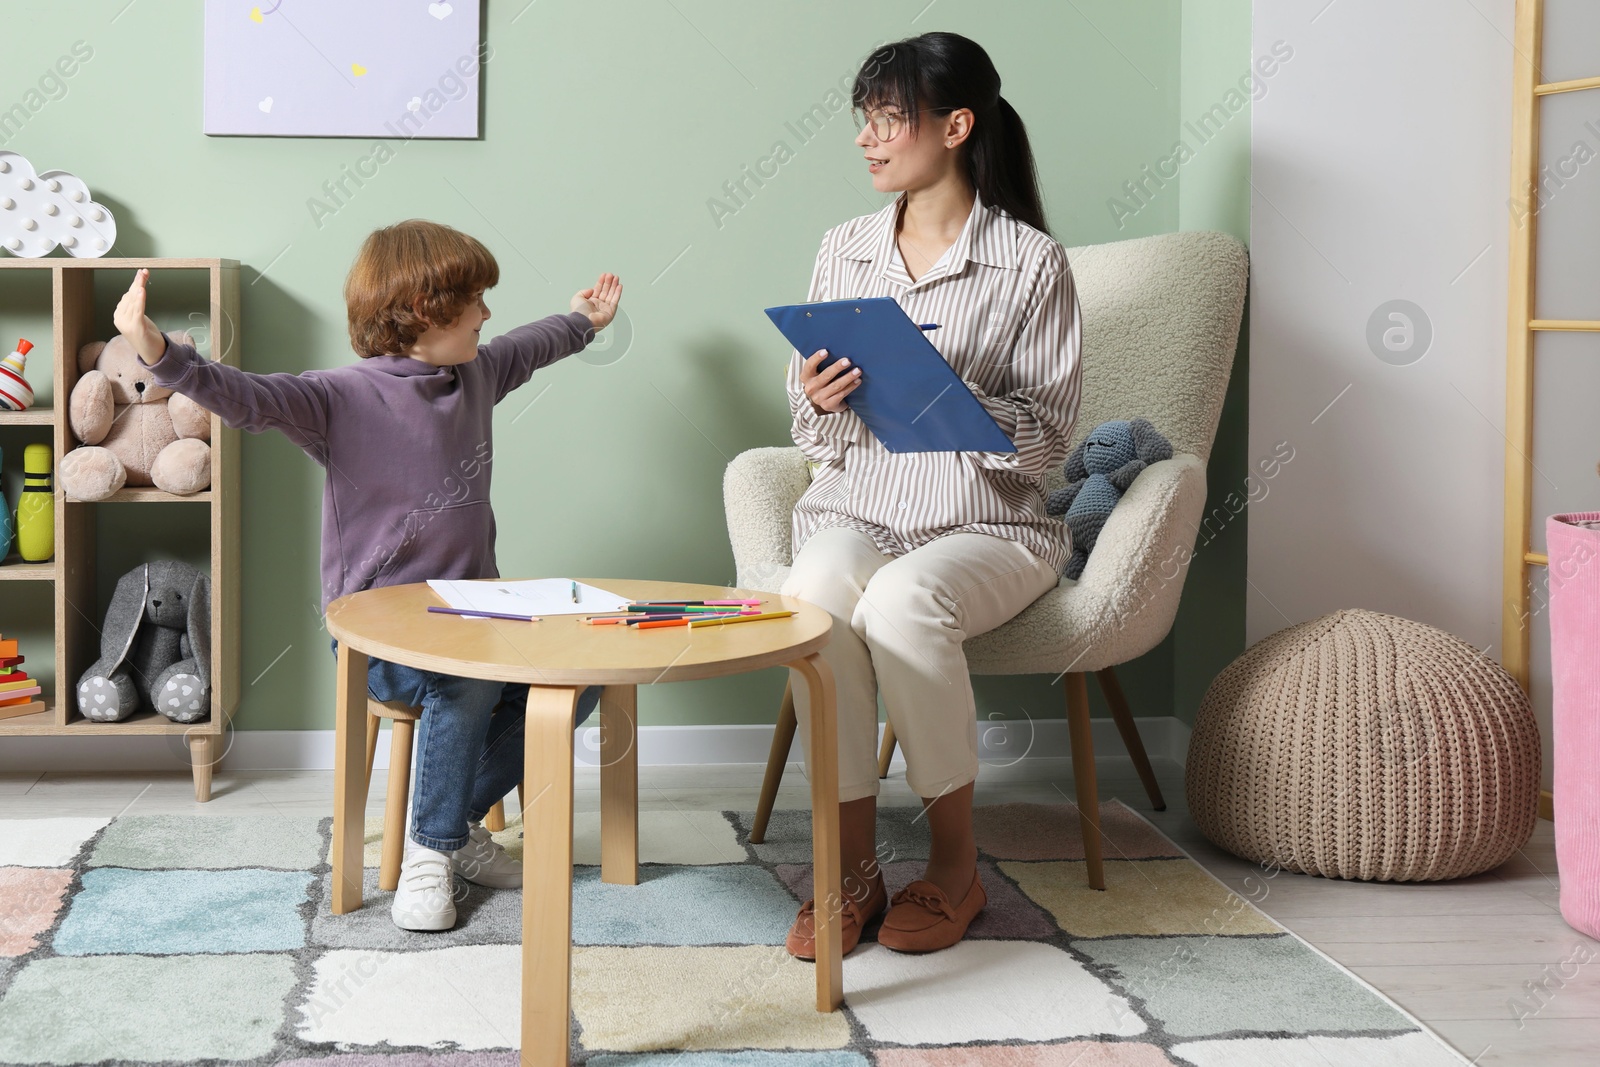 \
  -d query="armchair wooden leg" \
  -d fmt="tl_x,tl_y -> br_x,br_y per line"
876,719 -> 897,779
1094,667 -> 1167,811
751,679 -> 797,845
1065,672 -> 1105,891
516,780 -> 526,820
379,717 -> 415,893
